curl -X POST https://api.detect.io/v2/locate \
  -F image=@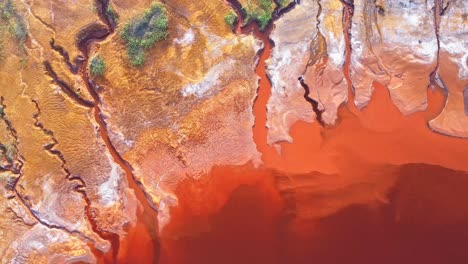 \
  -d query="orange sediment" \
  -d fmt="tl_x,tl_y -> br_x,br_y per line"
88,91 -> 159,264
155,3 -> 468,264
91,1 -> 468,263
75,1 -> 161,263
158,69 -> 468,264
